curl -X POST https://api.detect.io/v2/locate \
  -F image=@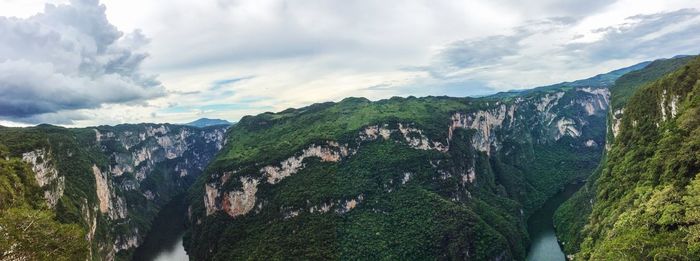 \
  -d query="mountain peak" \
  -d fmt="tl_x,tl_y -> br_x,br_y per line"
185,118 -> 233,128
